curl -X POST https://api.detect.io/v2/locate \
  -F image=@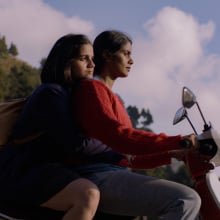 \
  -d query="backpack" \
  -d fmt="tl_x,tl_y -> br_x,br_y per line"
0,98 -> 27,150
